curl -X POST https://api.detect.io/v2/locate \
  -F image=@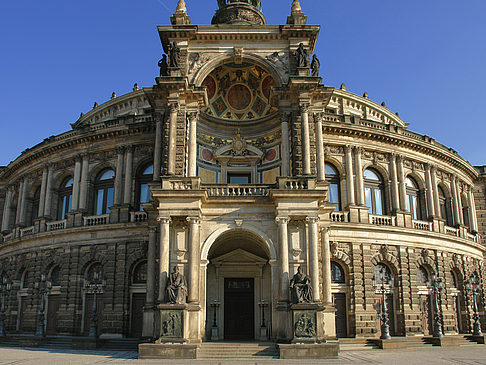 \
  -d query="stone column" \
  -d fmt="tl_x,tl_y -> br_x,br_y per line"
424,164 -> 436,218
315,113 -> 326,182
300,103 -> 311,175
146,226 -> 157,306
44,165 -> 54,218
158,217 -> 171,303
114,147 -> 125,206
431,166 -> 440,217
276,217 -> 290,302
153,112 -> 164,181
1,188 -> 13,232
468,187 -> 479,232
321,227 -> 332,306
187,112 -> 199,177
354,147 -> 365,206
397,156 -> 407,211
71,157 -> 82,211
167,103 -> 179,176
124,147 -> 133,205
456,179 -> 464,225
451,176 -> 460,226
345,145 -> 355,206
187,217 -> 201,304
38,167 -> 48,218
15,182 -> 23,224
19,177 -> 29,226
79,154 -> 89,211
307,217 -> 321,302
389,153 -> 400,212
281,113 -> 291,177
